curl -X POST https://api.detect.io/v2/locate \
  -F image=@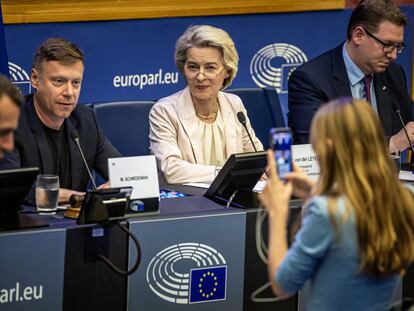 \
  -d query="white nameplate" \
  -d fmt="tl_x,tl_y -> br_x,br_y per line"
291,144 -> 320,180
108,155 -> 159,200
